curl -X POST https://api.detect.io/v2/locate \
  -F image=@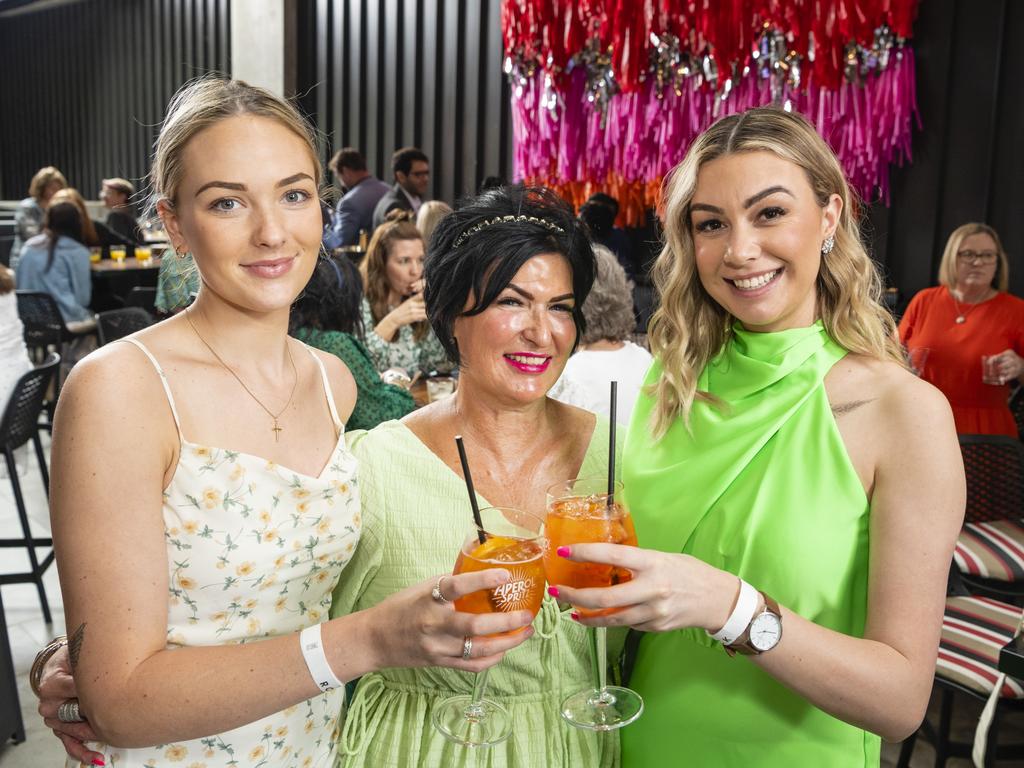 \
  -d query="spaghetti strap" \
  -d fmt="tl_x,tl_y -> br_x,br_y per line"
303,343 -> 344,432
120,338 -> 184,440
